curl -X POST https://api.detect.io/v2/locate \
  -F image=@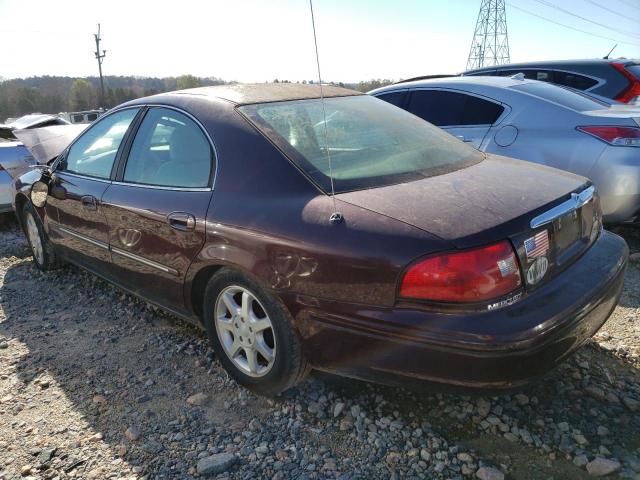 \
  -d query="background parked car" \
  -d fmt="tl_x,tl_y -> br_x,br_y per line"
58,109 -> 103,124
0,114 -> 71,219
370,76 -> 640,224
463,58 -> 640,104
